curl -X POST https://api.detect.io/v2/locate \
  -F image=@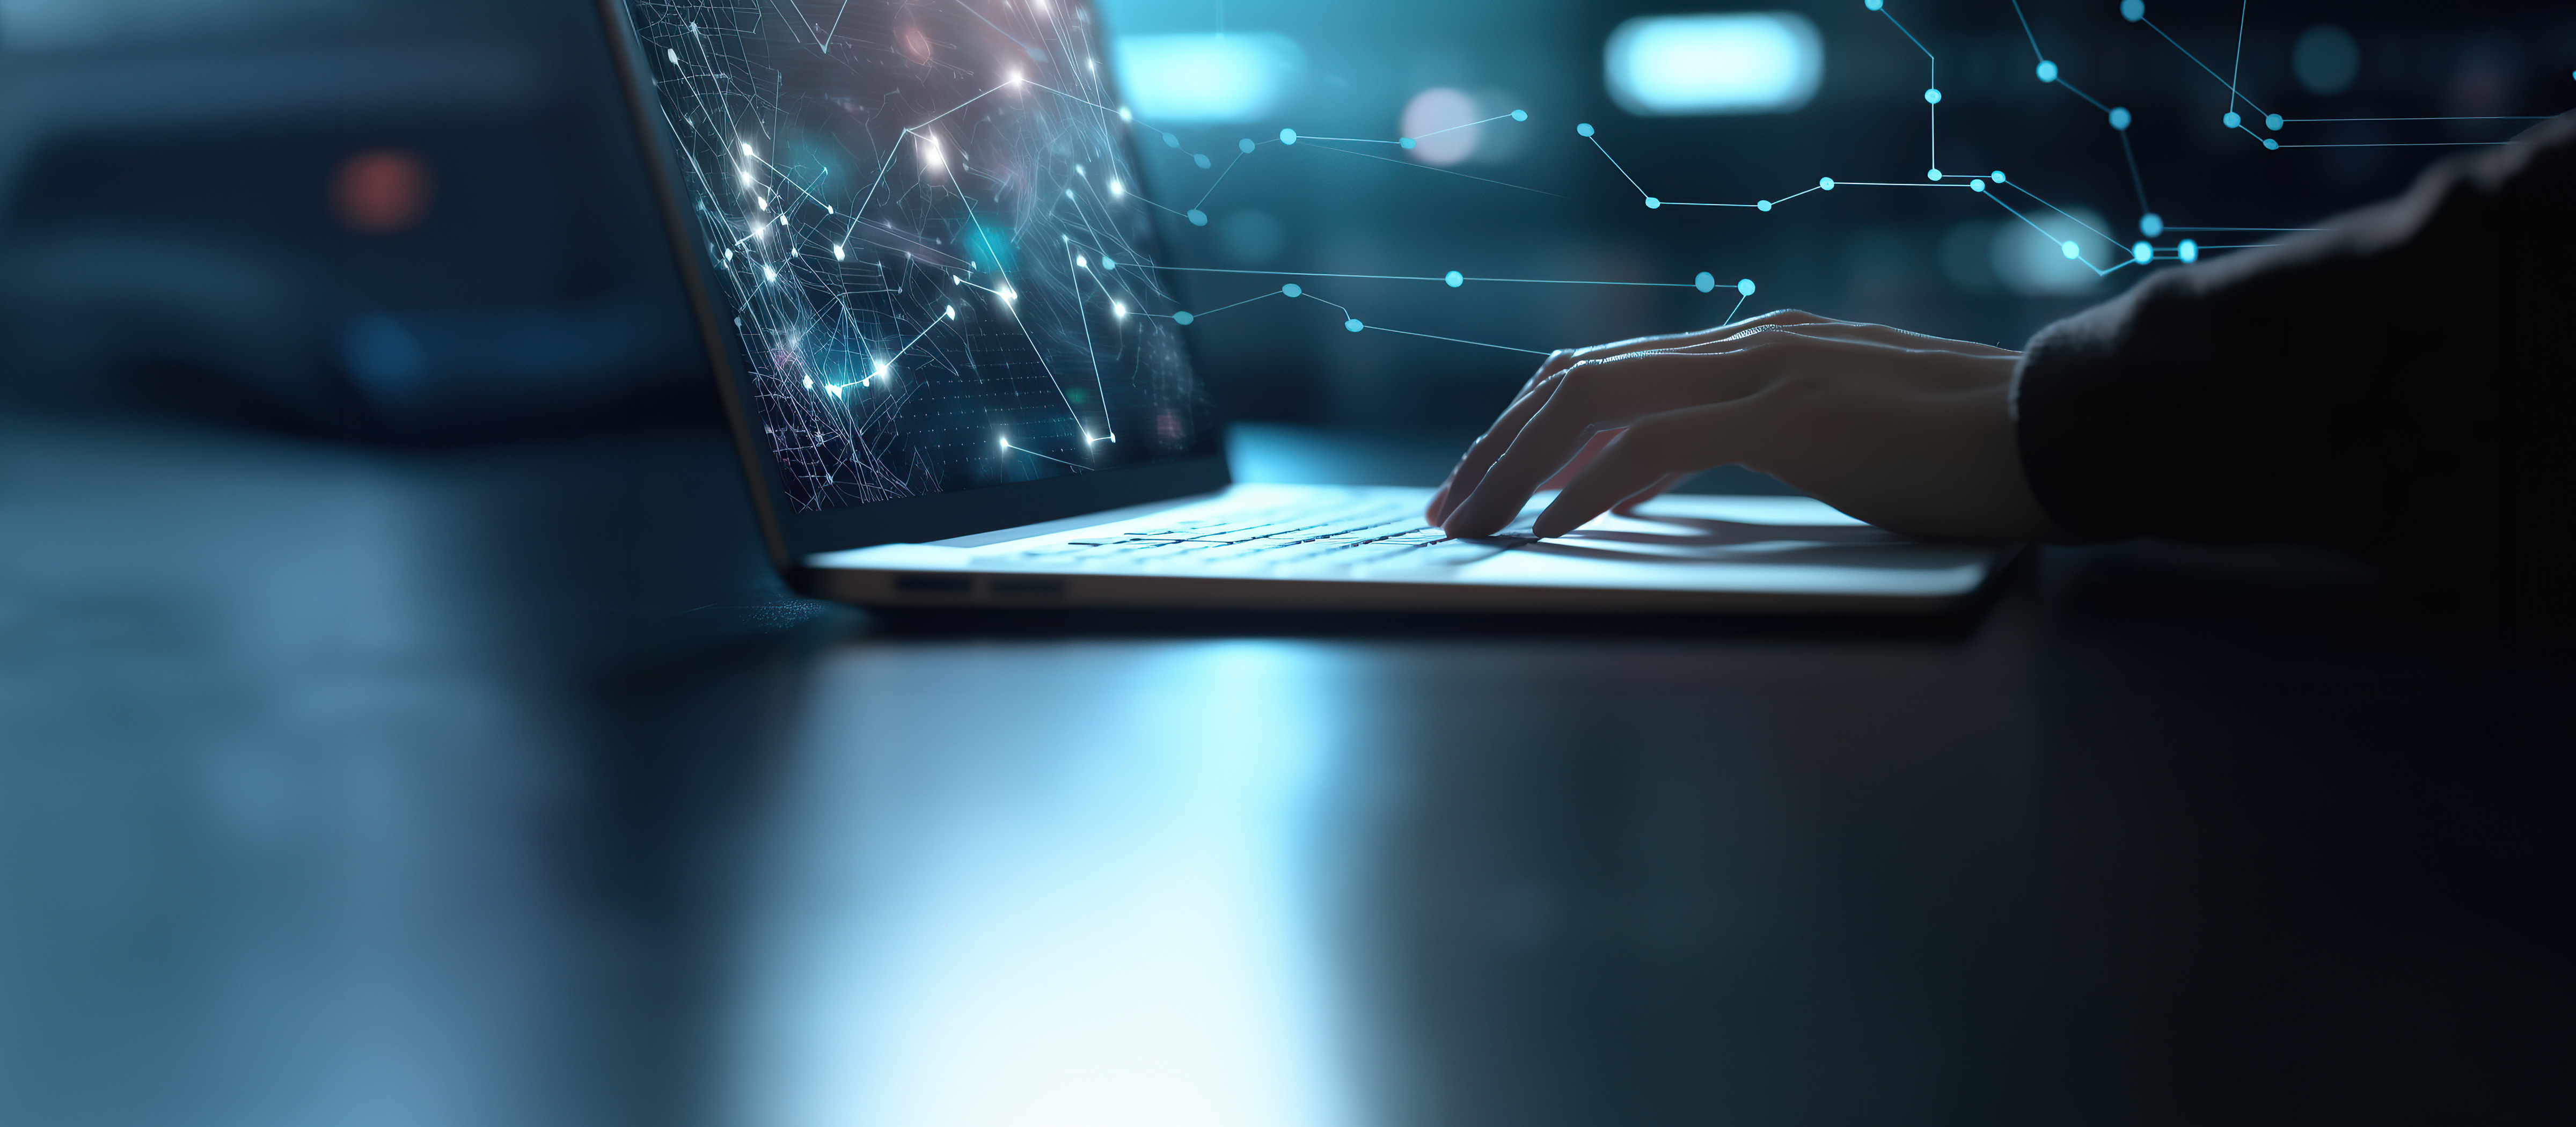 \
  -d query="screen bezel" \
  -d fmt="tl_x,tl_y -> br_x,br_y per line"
591,0 -> 1232,571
